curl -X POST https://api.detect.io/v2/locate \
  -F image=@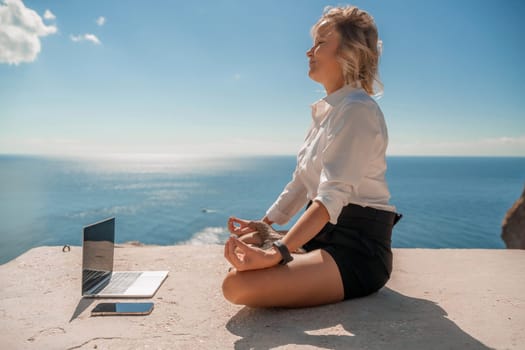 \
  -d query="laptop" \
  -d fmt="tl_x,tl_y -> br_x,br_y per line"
81,217 -> 169,298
